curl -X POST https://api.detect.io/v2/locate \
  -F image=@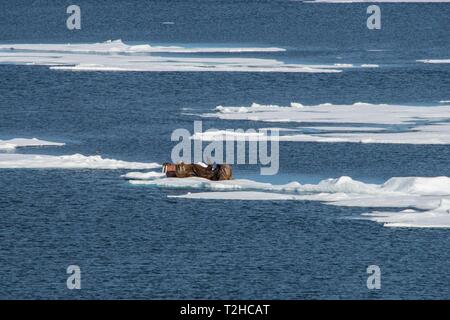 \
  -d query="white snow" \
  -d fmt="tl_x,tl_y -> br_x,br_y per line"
0,153 -> 160,170
203,102 -> 450,144
0,138 -> 64,150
